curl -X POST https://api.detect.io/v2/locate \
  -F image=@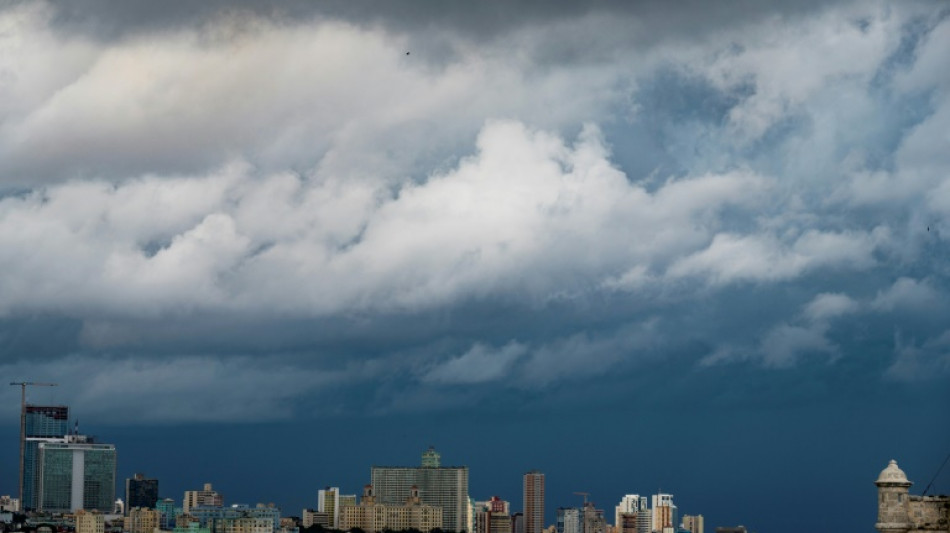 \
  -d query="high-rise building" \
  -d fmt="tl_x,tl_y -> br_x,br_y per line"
651,495 -> 676,533
581,503 -> 605,533
184,484 -> 223,513
523,471 -> 544,533
126,474 -> 159,514
635,510 -> 650,533
35,434 -> 116,513
371,447 -> 469,533
556,508 -> 581,533
511,512 -> 524,533
317,487 -> 340,528
615,495 -> 648,533
681,515 -> 703,533
76,509 -> 106,533
614,495 -> 645,530
22,405 -> 69,510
